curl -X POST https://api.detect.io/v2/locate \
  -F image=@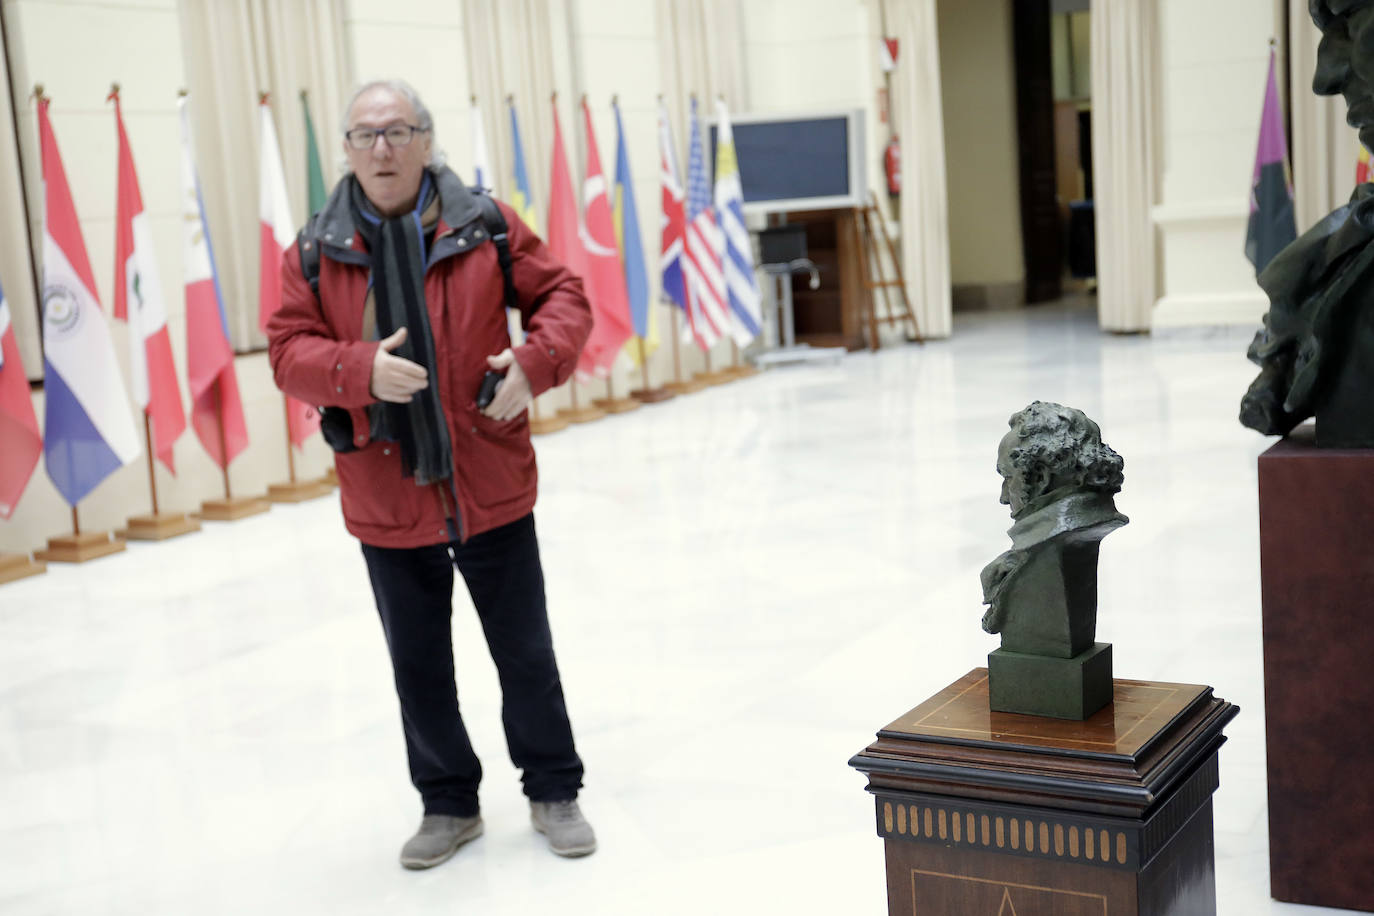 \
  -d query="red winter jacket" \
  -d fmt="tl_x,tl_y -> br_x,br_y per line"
267,167 -> 591,548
